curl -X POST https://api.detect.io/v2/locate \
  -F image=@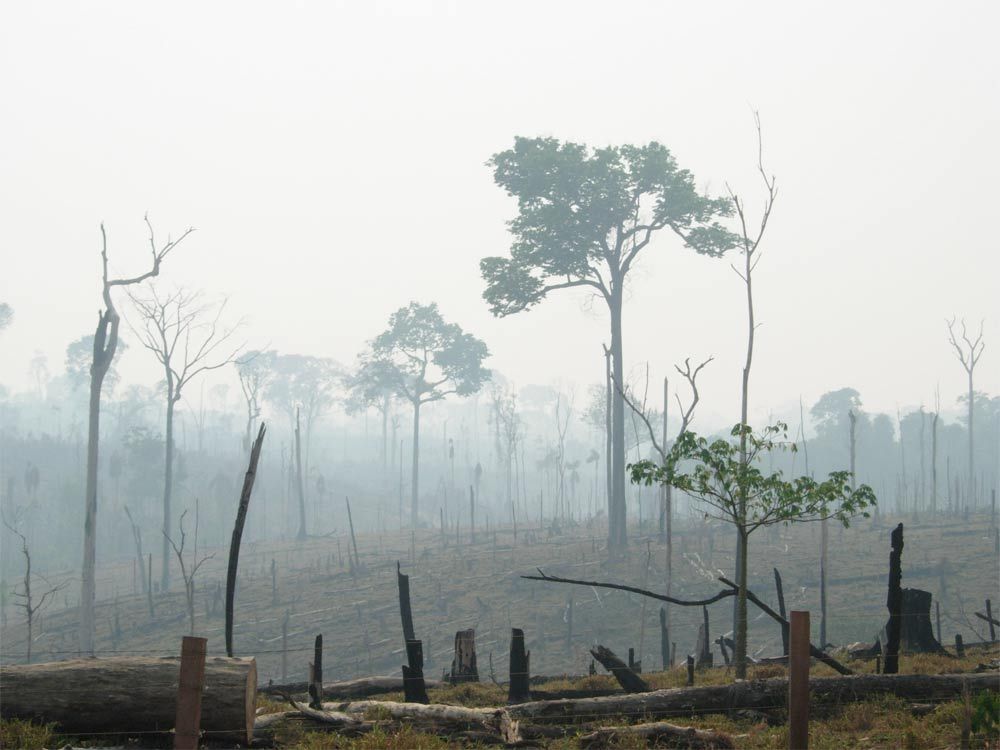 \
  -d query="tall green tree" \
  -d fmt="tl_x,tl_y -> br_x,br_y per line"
360,302 -> 489,527
481,137 -> 735,553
